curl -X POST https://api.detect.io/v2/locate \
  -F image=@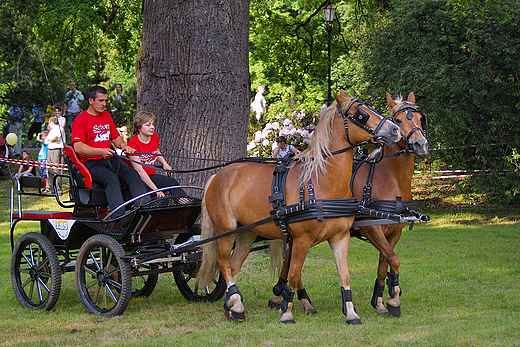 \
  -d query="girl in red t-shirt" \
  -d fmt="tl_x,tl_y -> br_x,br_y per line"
127,111 -> 185,198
